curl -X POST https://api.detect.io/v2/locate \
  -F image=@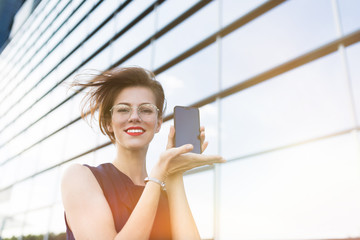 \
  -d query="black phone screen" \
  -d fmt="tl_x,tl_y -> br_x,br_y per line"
174,106 -> 201,154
